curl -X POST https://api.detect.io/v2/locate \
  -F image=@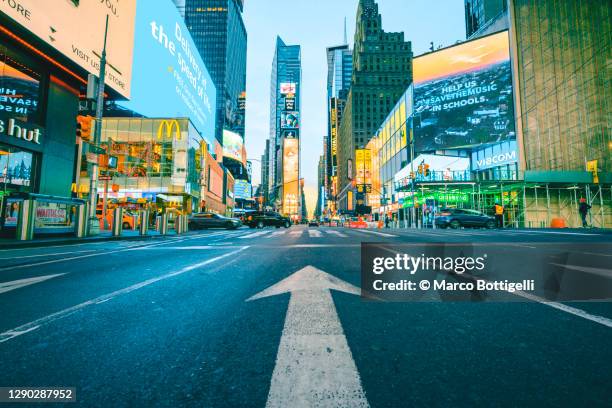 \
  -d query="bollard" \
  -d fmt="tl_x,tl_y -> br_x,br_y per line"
158,213 -> 168,235
112,207 -> 123,237
139,210 -> 149,236
183,215 -> 189,232
16,200 -> 35,241
75,203 -> 89,238
176,215 -> 183,235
